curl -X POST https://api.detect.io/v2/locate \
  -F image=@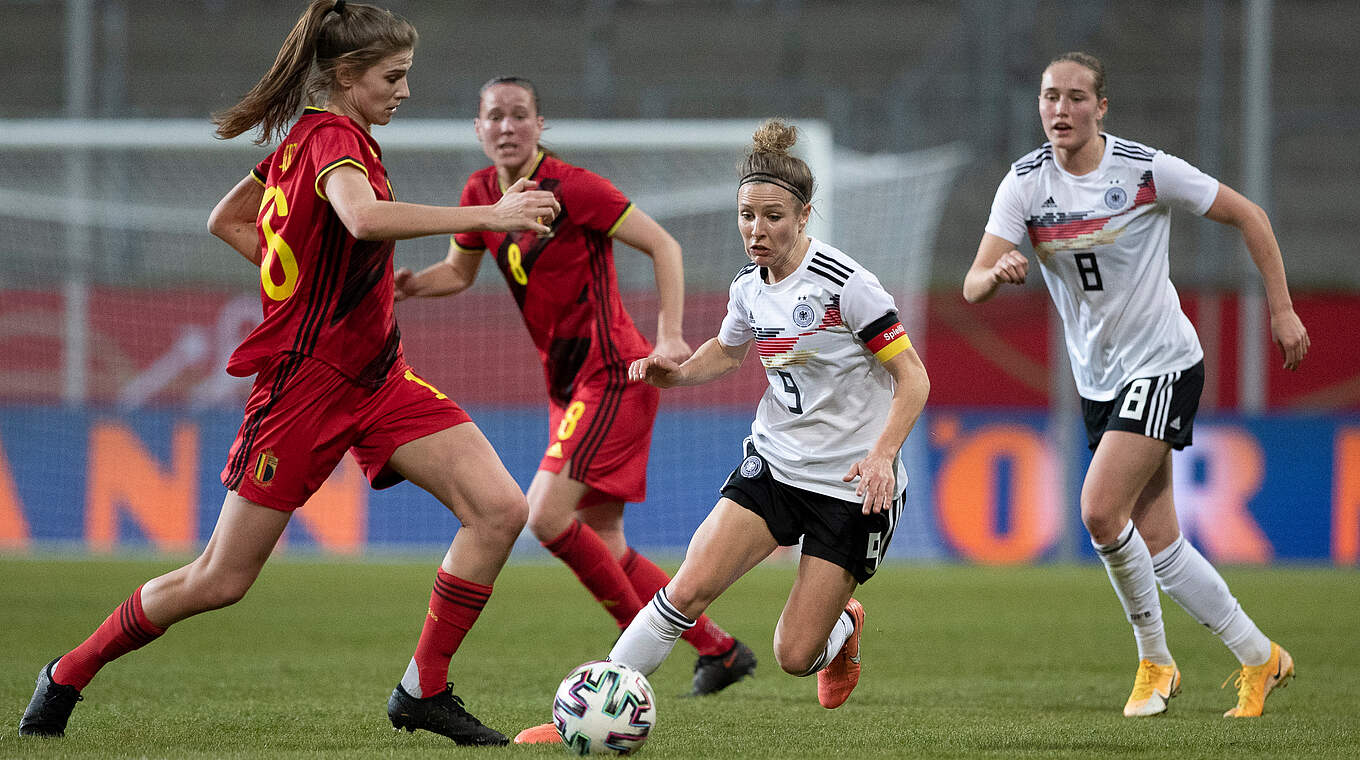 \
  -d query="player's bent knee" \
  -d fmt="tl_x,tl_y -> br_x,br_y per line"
772,641 -> 819,676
